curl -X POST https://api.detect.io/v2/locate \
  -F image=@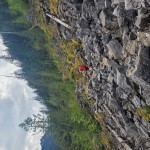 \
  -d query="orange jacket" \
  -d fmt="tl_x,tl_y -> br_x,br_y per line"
79,65 -> 89,71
